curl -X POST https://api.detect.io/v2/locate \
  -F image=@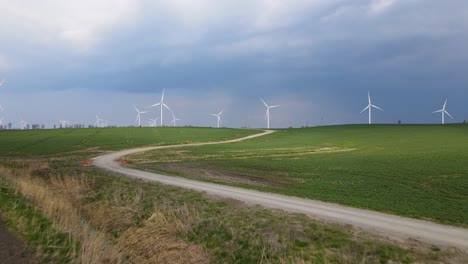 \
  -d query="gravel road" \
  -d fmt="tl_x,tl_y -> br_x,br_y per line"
93,130 -> 468,250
